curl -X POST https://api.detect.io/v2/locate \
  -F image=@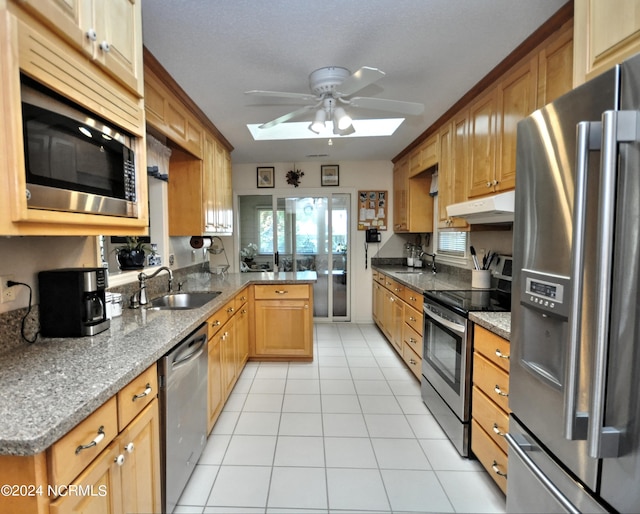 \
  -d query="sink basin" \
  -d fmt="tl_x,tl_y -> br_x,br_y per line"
146,291 -> 222,310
